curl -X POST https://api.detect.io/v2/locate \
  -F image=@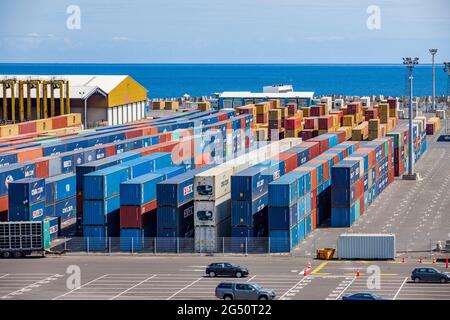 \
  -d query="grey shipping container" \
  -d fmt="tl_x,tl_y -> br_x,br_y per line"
48,156 -> 62,177
194,217 -> 231,253
194,194 -> 231,226
338,234 -> 396,260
